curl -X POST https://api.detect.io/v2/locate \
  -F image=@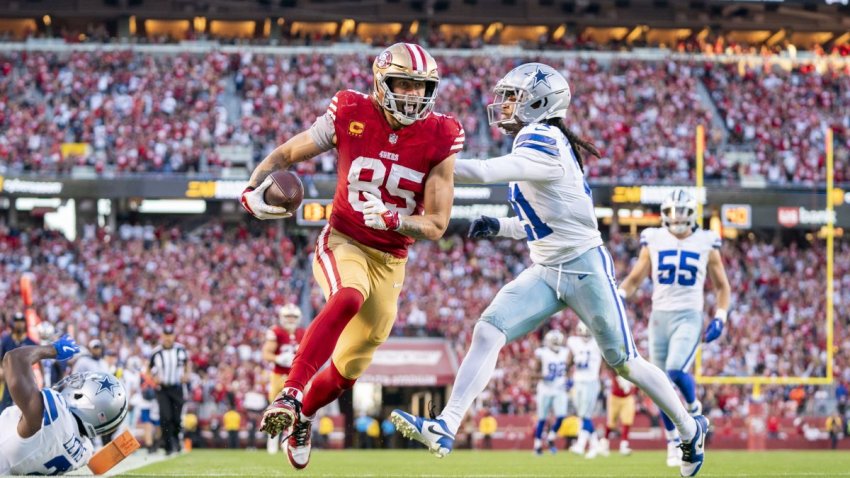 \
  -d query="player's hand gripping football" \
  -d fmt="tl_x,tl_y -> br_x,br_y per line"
240,176 -> 293,220
703,318 -> 724,343
362,192 -> 401,231
468,216 -> 500,238
52,334 -> 81,361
